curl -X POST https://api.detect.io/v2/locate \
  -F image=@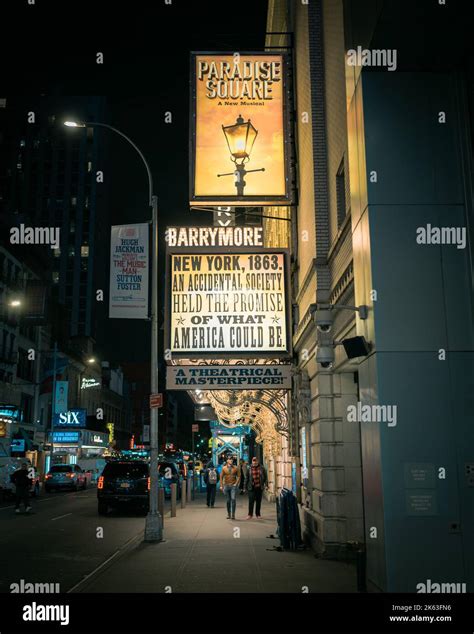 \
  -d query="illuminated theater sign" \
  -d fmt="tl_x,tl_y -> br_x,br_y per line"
165,227 -> 290,358
166,226 -> 263,248
190,52 -> 292,206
